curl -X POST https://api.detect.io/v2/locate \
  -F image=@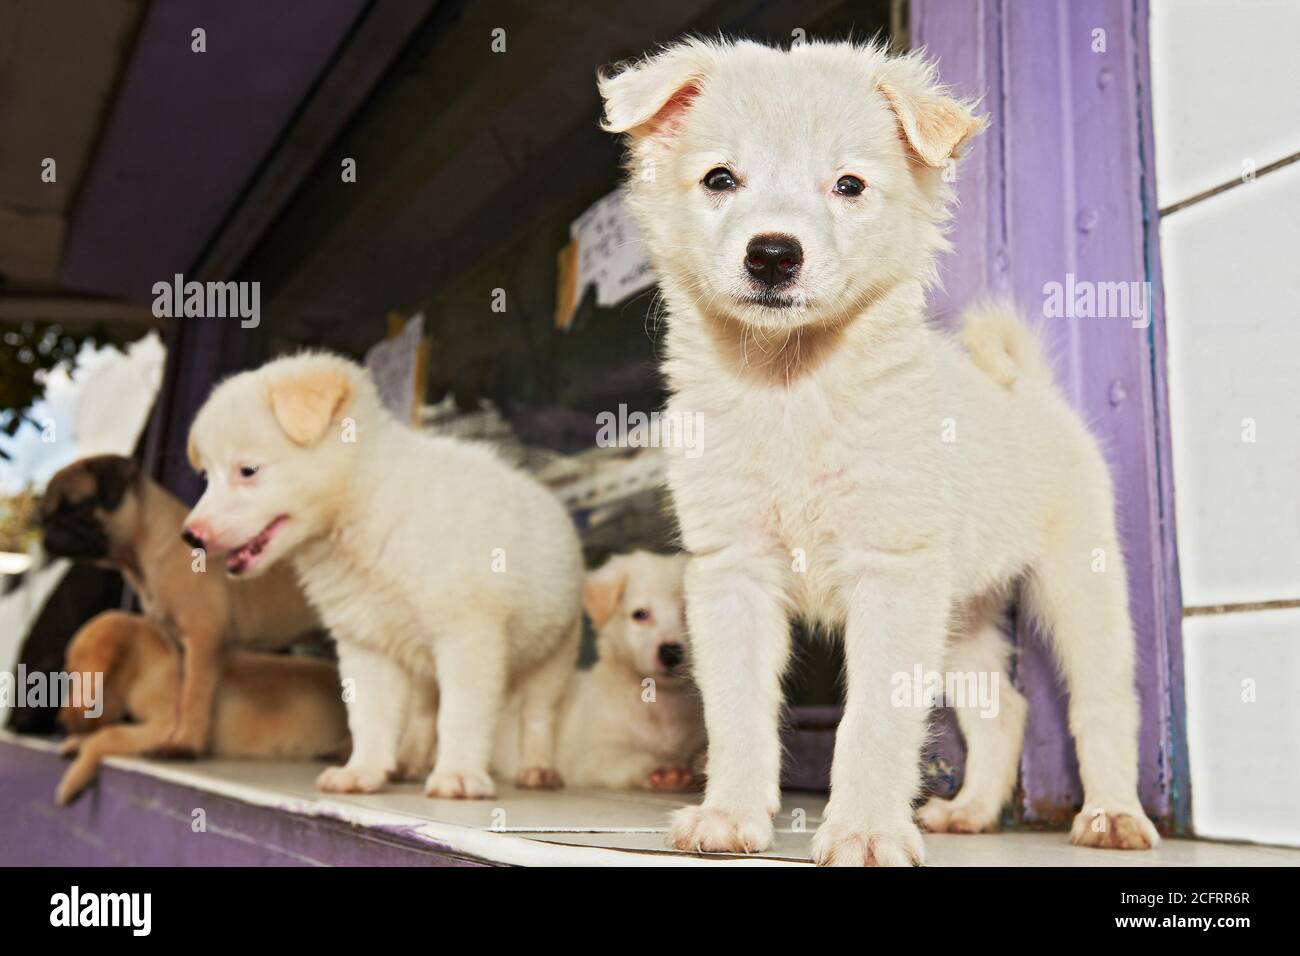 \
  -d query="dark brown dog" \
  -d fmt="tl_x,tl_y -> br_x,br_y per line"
58,611 -> 349,804
41,455 -> 320,755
